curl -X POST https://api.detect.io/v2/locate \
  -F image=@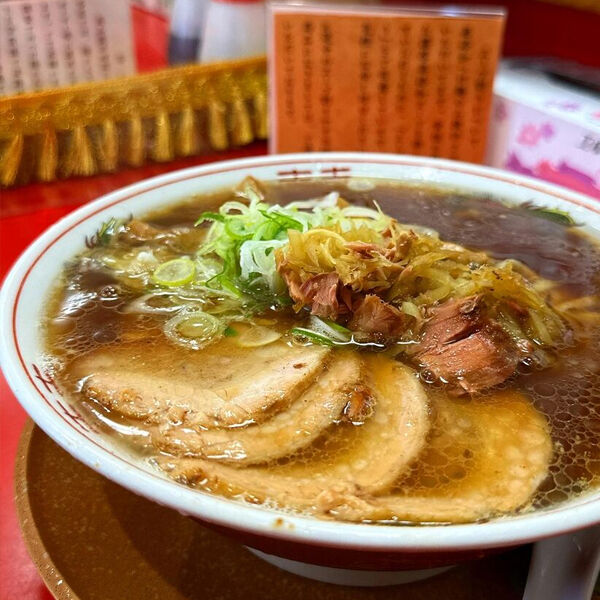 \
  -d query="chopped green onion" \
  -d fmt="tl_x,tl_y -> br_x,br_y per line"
527,206 -> 575,226
259,209 -> 304,232
164,311 -> 225,349
224,325 -> 239,337
291,316 -> 354,347
196,211 -> 225,225
308,316 -> 352,343
95,217 -> 125,246
152,258 -> 196,287
236,325 -> 282,347
322,318 -> 351,335
192,184 -> 392,306
215,276 -> 244,297
225,219 -> 252,240
290,327 -> 335,346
